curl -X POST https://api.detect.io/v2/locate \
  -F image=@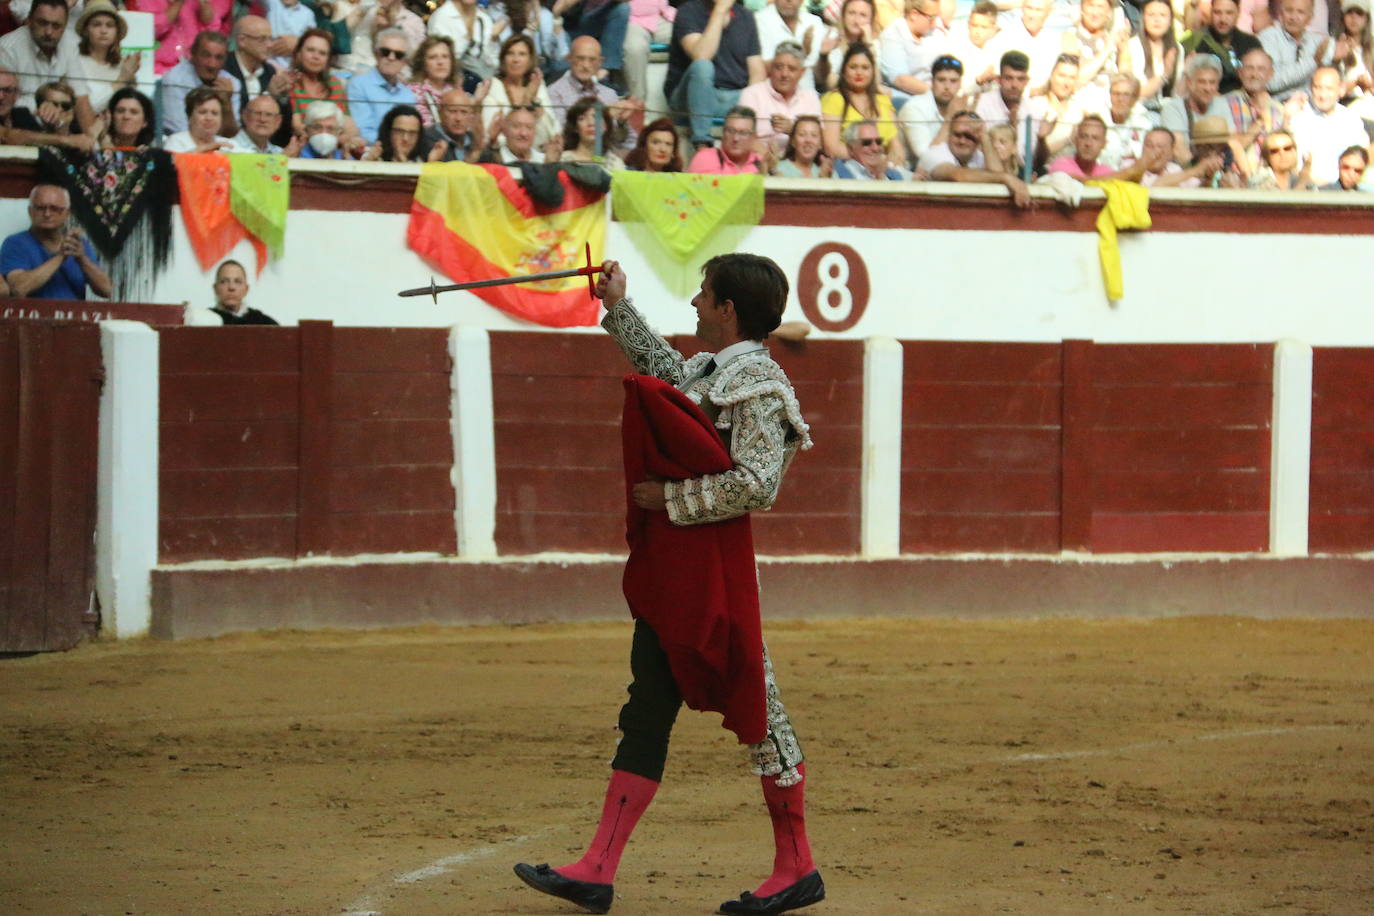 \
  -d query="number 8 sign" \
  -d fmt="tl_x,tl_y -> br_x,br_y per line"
796,242 -> 870,333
